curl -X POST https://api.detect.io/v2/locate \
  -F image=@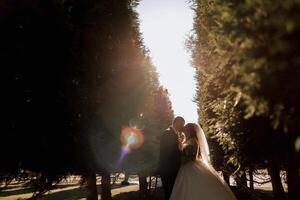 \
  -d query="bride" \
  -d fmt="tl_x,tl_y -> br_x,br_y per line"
170,123 -> 237,200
